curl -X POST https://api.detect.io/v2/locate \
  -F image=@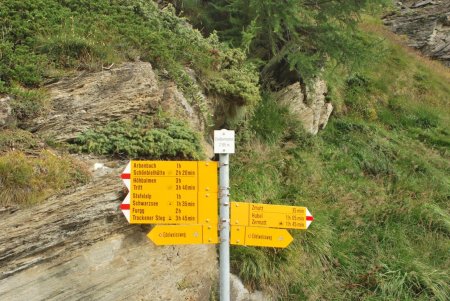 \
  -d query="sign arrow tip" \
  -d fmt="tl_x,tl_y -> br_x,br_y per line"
121,161 -> 131,189
120,193 -> 130,223
306,209 -> 313,228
